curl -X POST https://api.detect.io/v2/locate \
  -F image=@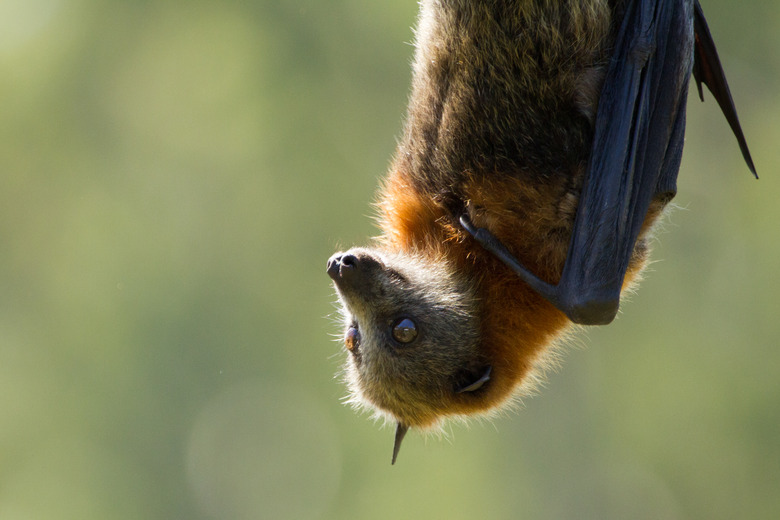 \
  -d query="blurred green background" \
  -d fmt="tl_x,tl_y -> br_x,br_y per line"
0,0 -> 777,518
